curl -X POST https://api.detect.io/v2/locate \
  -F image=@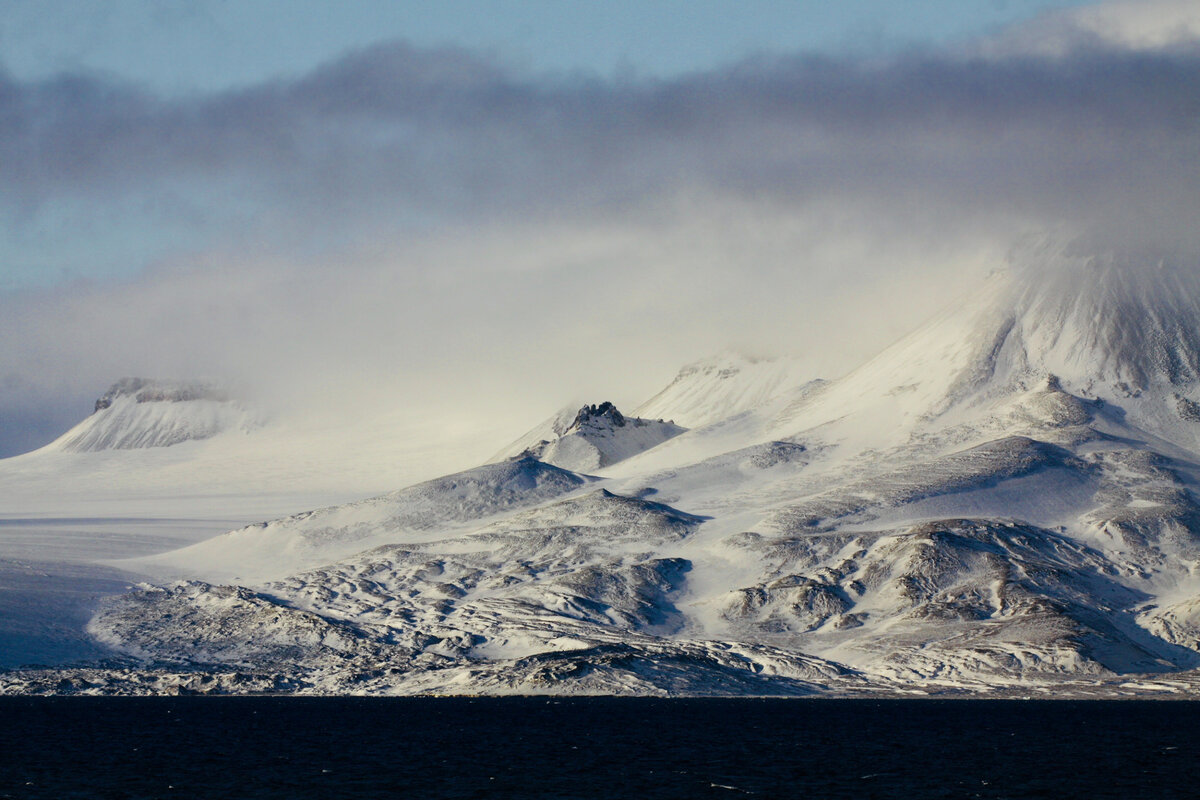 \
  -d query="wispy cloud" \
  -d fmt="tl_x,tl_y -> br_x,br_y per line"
981,0 -> 1200,56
